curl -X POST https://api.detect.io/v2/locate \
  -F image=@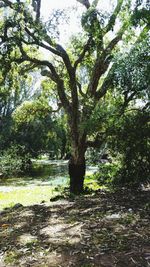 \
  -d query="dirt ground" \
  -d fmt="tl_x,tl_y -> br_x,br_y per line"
0,188 -> 150,267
